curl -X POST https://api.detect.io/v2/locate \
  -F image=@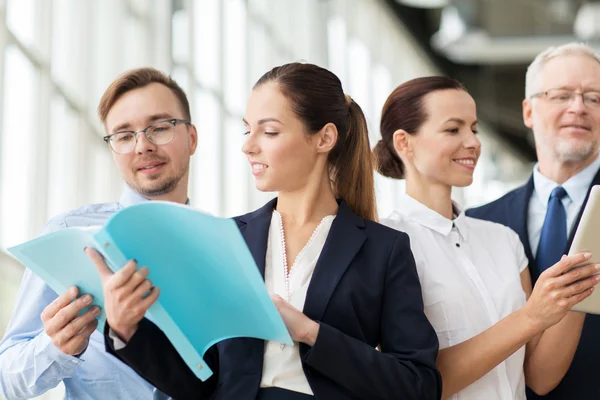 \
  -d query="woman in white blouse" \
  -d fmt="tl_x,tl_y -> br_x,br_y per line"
92,63 -> 442,400
374,76 -> 600,400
